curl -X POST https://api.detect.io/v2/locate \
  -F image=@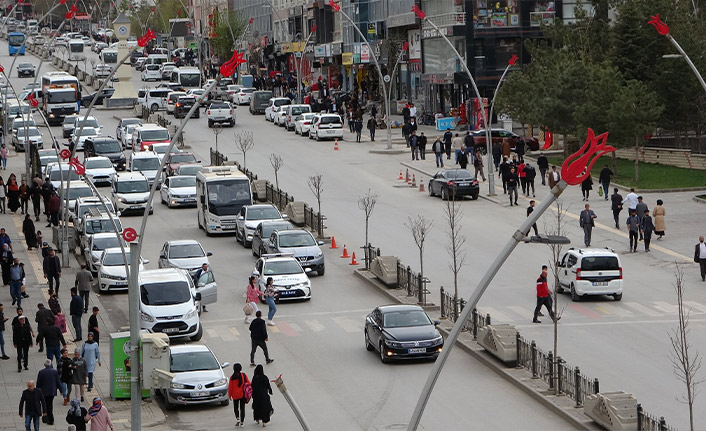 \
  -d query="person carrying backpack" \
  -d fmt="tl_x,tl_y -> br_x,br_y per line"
228,363 -> 251,427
